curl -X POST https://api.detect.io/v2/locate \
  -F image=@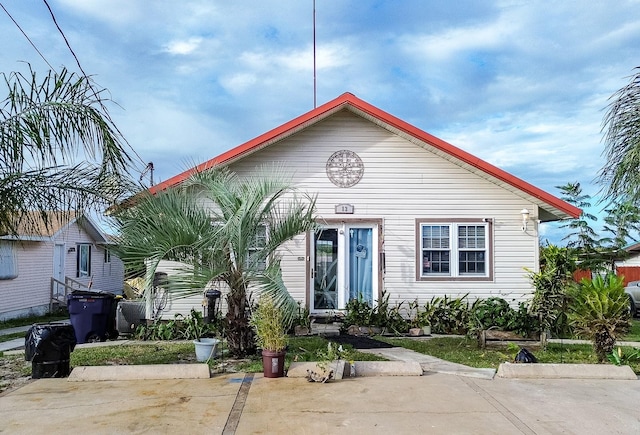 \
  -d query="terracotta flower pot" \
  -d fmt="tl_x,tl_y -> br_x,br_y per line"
262,349 -> 286,378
